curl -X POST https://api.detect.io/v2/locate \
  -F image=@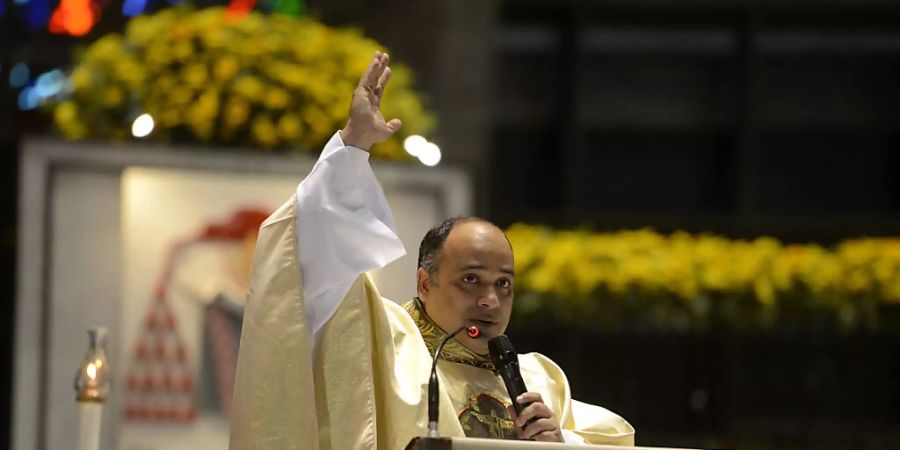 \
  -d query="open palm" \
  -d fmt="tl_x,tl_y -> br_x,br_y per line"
341,51 -> 402,151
